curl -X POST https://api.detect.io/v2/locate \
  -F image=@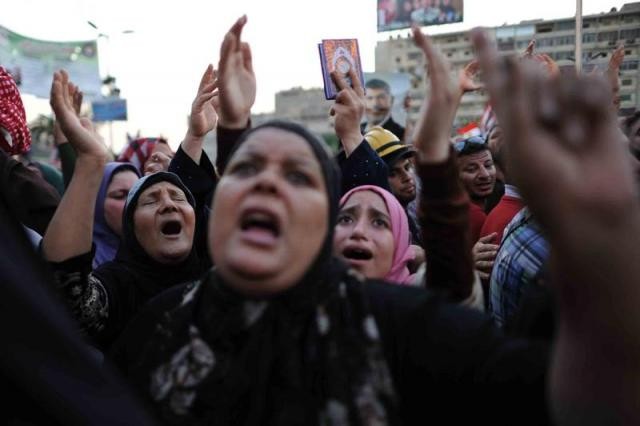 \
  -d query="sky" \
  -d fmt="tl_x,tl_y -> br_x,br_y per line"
1,0 -> 624,152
